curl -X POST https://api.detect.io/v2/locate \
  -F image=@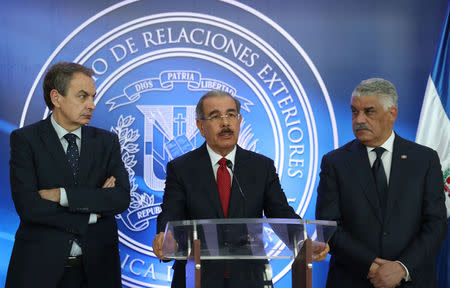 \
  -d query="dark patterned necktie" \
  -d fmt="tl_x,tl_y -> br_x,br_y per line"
64,133 -> 79,179
217,158 -> 231,218
372,147 -> 387,209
